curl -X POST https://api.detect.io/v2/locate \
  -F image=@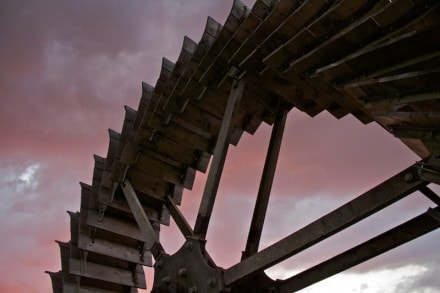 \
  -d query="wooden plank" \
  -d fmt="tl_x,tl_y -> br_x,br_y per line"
69,257 -> 146,289
134,152 -> 195,189
139,134 -> 210,172
101,193 -> 162,224
182,78 -> 265,139
315,4 -> 440,81
364,91 -> 440,111
263,0 -> 344,69
160,36 -> 197,112
91,156 -> 105,196
78,226 -> 152,266
62,283 -> 121,293
154,58 -> 175,97
373,111 -> 440,129
191,0 -> 247,84
68,211 -> 80,245
45,271 -> 63,293
172,85 -> 254,140
250,69 -> 324,116
178,17 -> 222,96
106,129 -> 121,168
281,0 -> 381,72
66,274 -> 135,293
200,6 -> 260,86
86,208 -> 143,242
133,82 -> 153,130
78,218 -> 143,254
56,240 -> 71,272
137,110 -> 214,154
126,169 -> 172,201
228,0 -> 276,65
